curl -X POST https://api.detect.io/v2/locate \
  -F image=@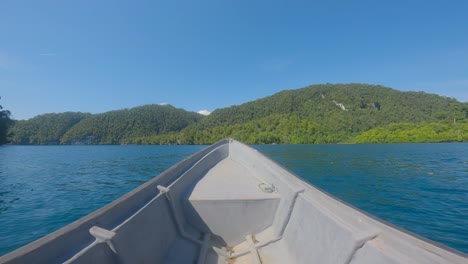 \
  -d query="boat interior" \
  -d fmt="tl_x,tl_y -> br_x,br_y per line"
2,139 -> 466,264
